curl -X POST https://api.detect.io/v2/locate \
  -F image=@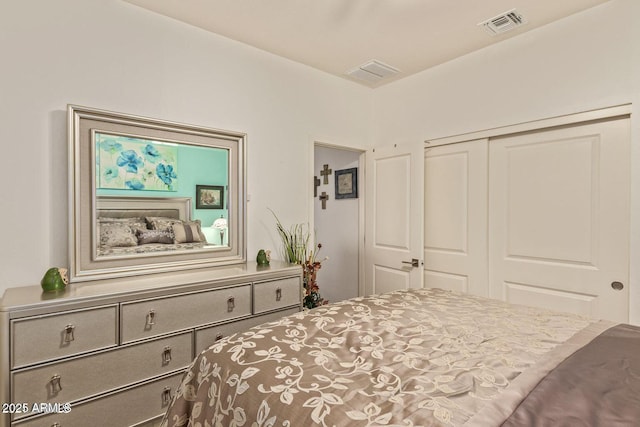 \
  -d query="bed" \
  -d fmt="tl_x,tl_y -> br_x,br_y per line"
96,196 -> 213,256
160,287 -> 640,427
